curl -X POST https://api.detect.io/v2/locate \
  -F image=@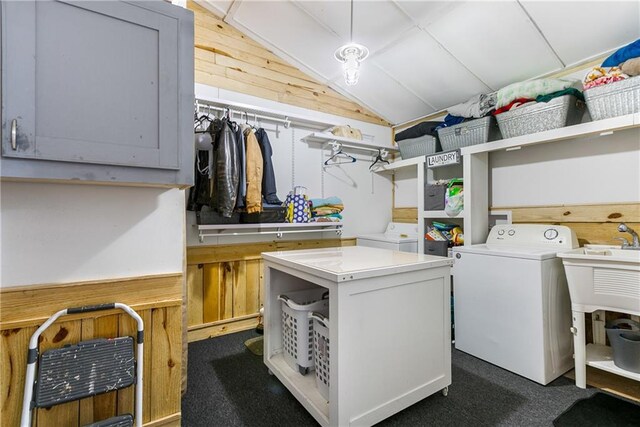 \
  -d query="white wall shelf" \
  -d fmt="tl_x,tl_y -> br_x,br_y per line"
302,132 -> 399,153
424,210 -> 464,219
375,155 -> 425,172
463,113 -> 640,245
461,113 -> 640,156
196,222 -> 343,242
